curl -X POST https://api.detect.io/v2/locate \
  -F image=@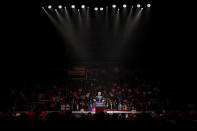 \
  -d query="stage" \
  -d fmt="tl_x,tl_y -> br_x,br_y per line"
72,110 -> 145,114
